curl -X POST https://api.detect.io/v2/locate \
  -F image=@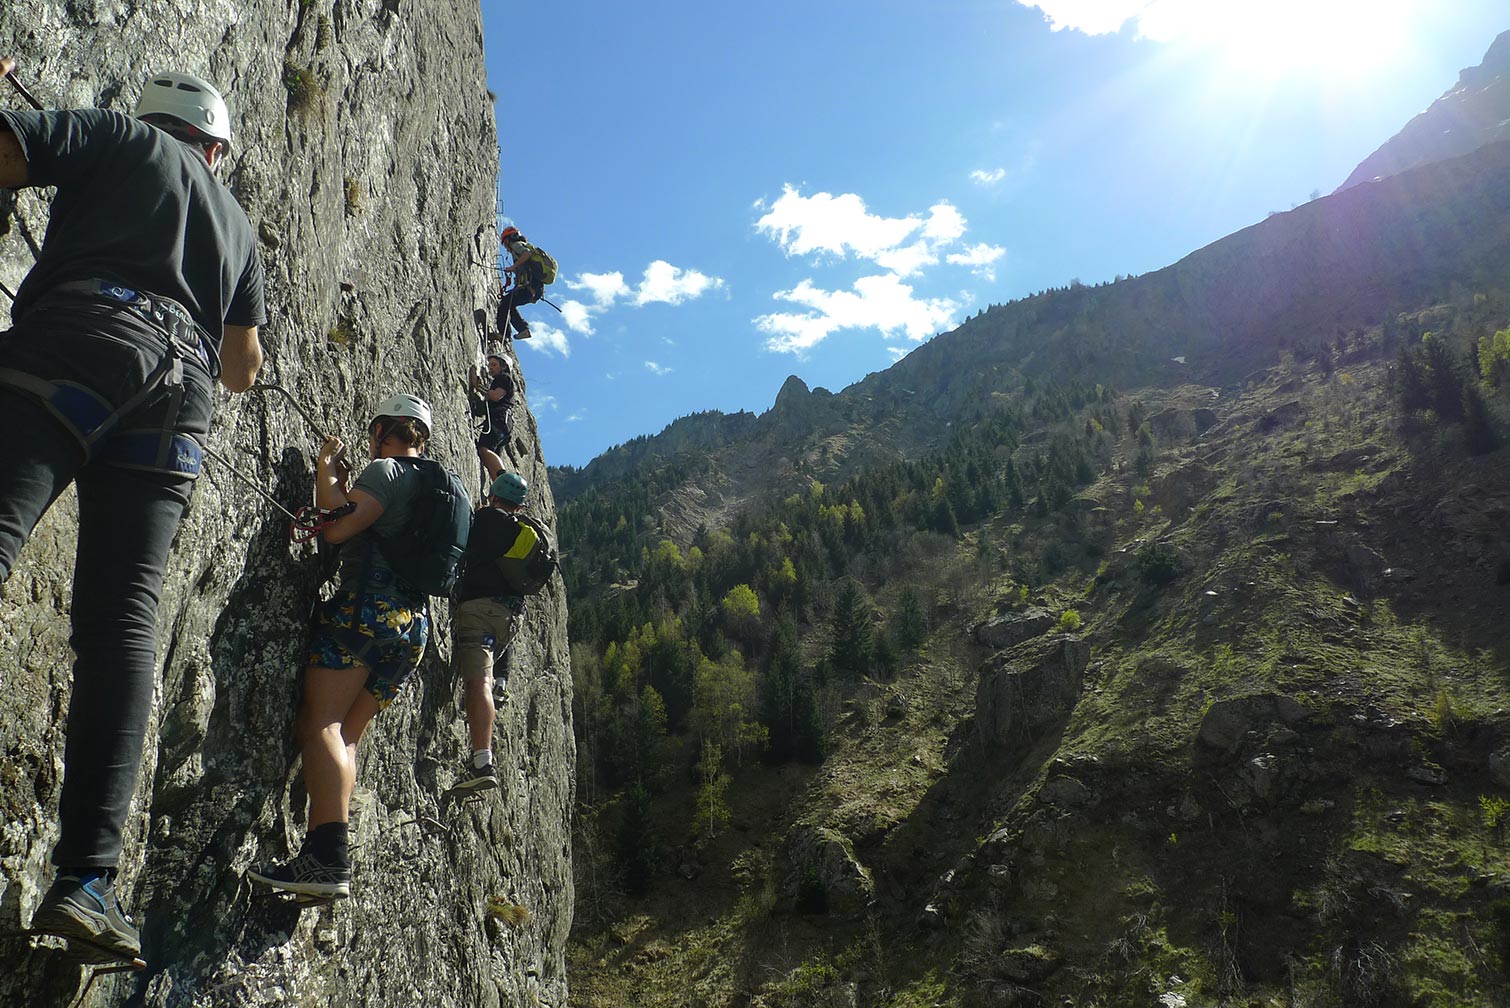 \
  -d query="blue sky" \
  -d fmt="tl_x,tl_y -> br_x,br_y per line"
478,1 -> 1508,468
